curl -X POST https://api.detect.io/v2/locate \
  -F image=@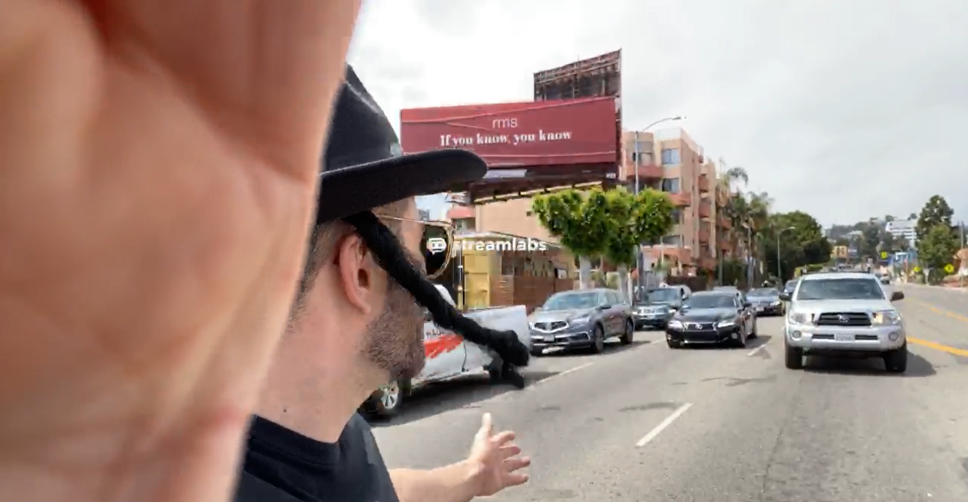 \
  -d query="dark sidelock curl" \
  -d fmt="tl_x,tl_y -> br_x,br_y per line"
343,211 -> 530,368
